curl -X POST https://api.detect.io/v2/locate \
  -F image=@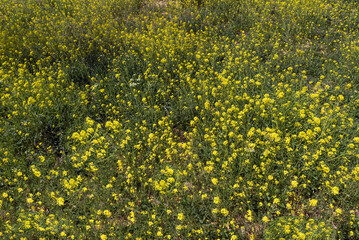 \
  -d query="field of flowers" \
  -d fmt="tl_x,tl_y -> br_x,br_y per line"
1,0 -> 359,239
